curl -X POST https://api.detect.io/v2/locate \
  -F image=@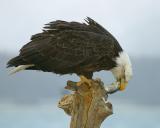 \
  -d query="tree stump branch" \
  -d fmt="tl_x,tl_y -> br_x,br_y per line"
58,78 -> 119,128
